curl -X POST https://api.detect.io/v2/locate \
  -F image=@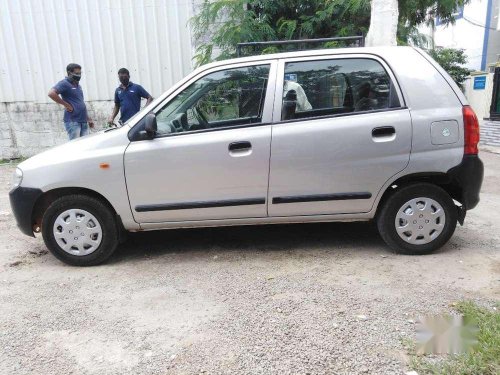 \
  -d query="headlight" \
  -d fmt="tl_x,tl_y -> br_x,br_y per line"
11,167 -> 23,189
